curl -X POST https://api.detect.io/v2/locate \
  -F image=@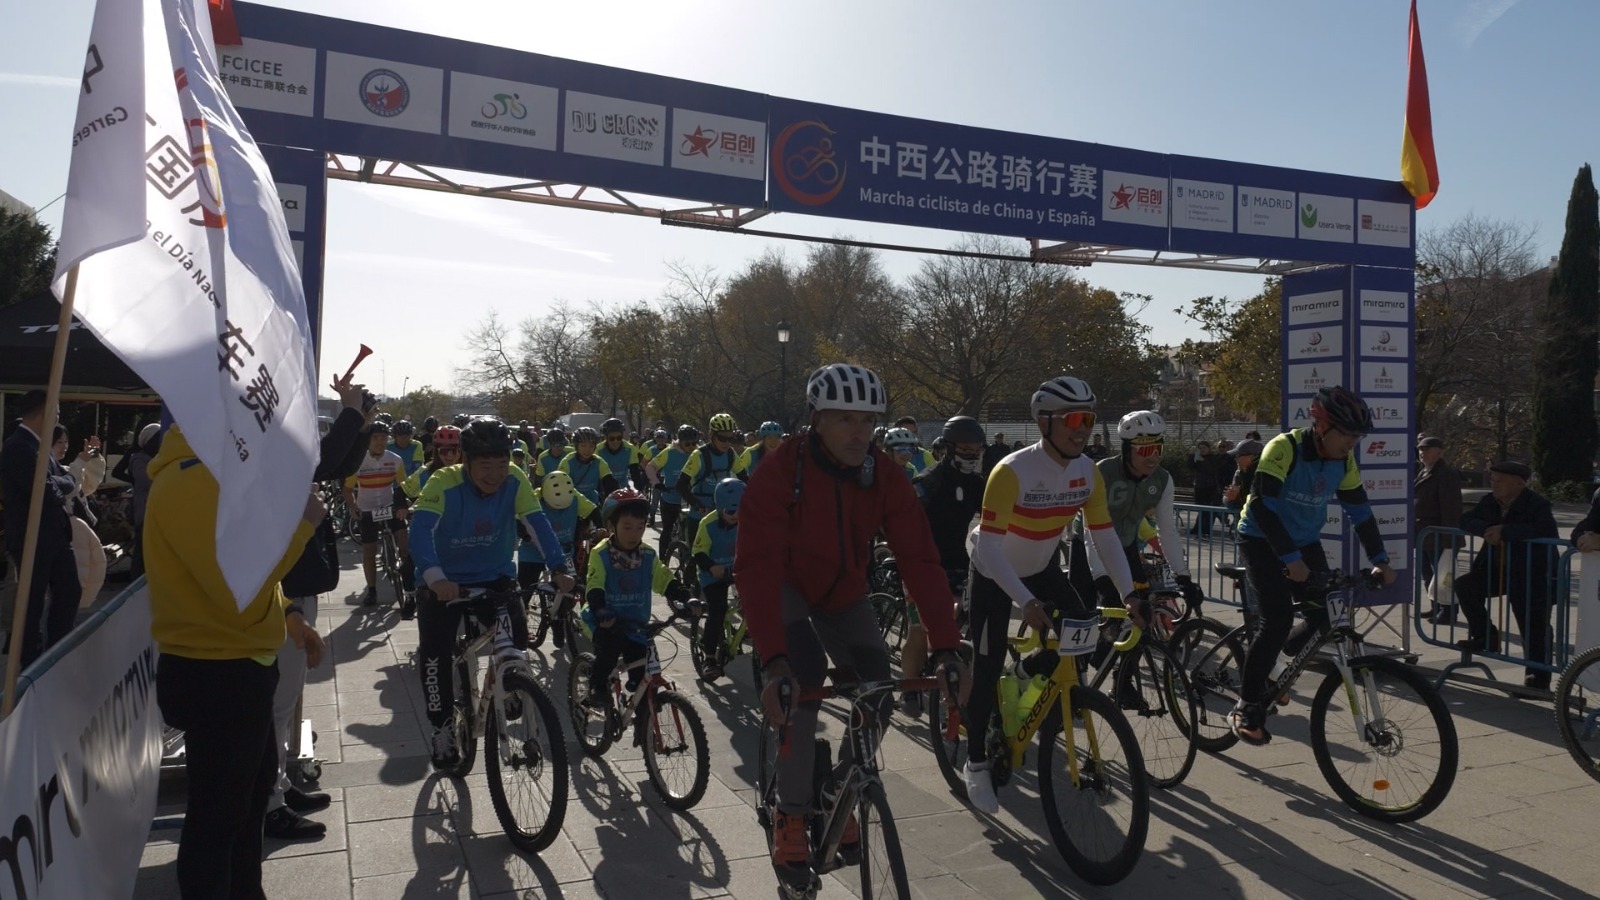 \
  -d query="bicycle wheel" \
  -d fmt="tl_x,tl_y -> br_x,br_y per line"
1114,642 -> 1198,789
1309,655 -> 1458,824
526,589 -> 551,650
869,592 -> 906,653
1037,687 -> 1149,886
643,690 -> 710,810
687,618 -> 712,681
439,650 -> 478,777
1168,617 -> 1246,753
755,721 -> 778,830
567,653 -> 616,757
486,670 -> 569,851
928,688 -> 990,799
668,541 -> 697,598
856,783 -> 912,900
1555,645 -> 1600,785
